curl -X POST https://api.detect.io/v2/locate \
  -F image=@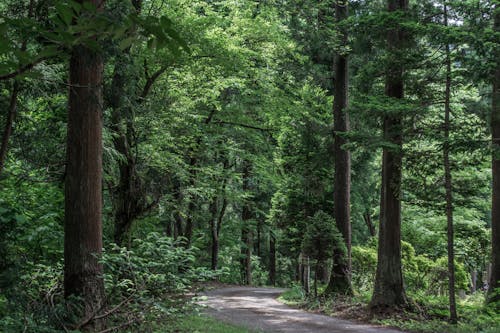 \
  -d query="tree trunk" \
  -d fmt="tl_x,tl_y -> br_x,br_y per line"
210,197 -> 219,271
185,155 -> 197,247
471,270 -> 477,293
370,0 -> 408,311
363,211 -> 376,237
172,178 -> 184,240
108,1 -> 146,247
0,1 -> 33,177
325,0 -> 353,296
0,82 -> 19,176
488,0 -> 500,309
241,160 -> 253,285
269,231 -> 276,286
64,0 -> 105,327
257,218 -> 262,258
443,3 -> 457,324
